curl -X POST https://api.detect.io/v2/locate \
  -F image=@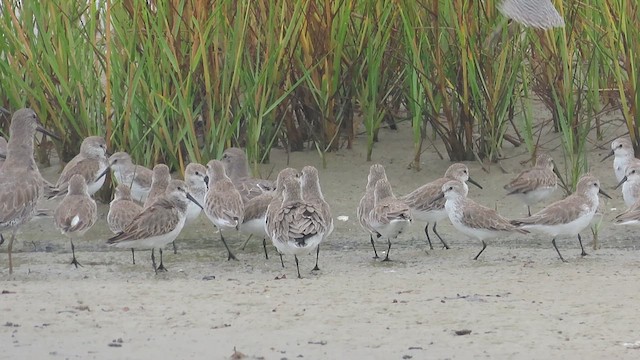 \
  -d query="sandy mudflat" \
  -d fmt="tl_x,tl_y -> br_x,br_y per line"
2,120 -> 640,359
